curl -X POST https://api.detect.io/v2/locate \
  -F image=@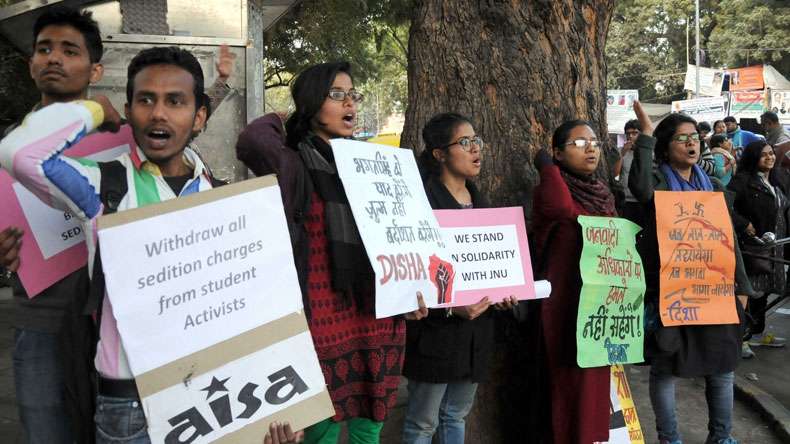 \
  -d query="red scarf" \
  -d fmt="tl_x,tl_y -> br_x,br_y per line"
560,168 -> 617,217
